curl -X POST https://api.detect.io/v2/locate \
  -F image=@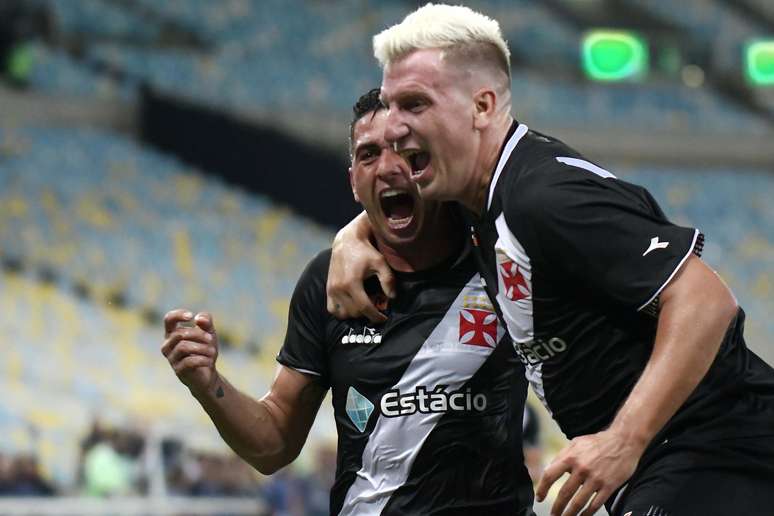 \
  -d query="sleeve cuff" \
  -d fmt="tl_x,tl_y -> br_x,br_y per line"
276,355 -> 324,378
637,229 -> 703,315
